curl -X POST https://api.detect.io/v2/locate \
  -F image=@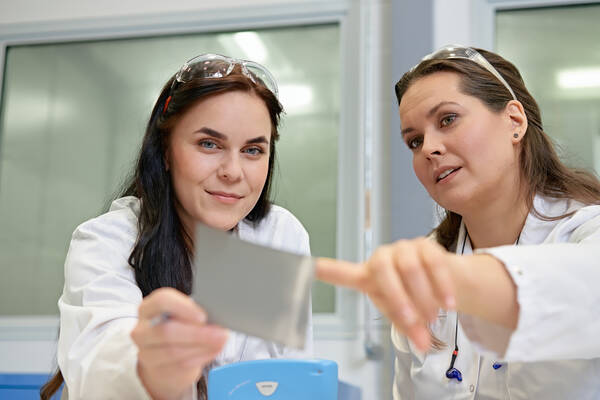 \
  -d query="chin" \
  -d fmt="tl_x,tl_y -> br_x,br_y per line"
204,212 -> 246,230
205,220 -> 238,231
430,192 -> 464,214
